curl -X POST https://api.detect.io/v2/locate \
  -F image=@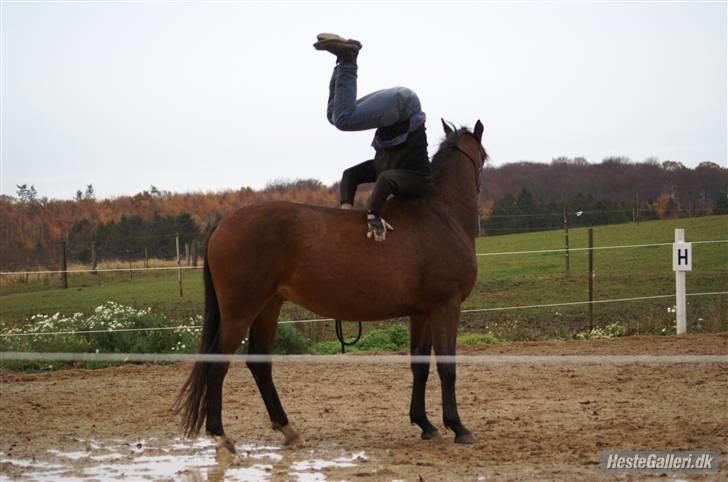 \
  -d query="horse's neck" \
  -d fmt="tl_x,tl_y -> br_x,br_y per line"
432,161 -> 480,239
